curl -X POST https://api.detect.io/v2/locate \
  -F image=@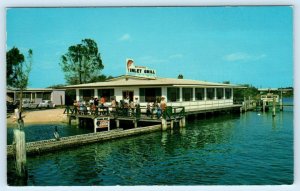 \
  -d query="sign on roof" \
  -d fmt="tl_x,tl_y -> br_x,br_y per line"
126,58 -> 156,78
